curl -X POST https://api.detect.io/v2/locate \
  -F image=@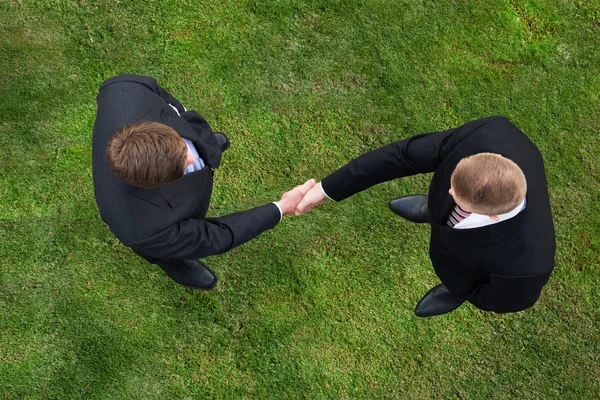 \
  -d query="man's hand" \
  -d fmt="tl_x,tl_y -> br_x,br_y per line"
295,181 -> 326,215
276,179 -> 317,216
